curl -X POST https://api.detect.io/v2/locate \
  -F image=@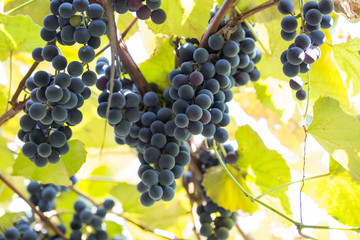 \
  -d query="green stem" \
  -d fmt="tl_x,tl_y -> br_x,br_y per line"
6,0 -> 38,14
256,173 -> 330,199
300,225 -> 360,231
